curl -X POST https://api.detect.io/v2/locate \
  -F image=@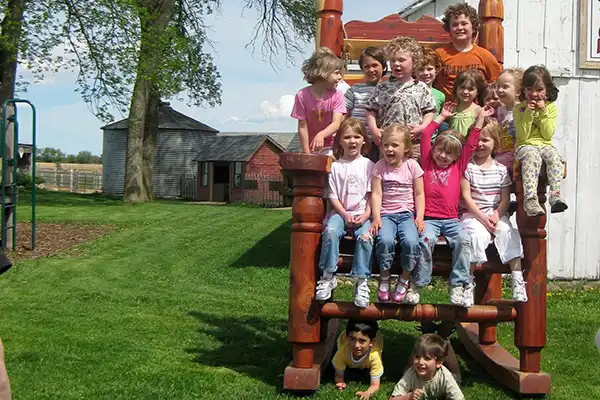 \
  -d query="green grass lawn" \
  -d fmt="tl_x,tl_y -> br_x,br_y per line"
0,191 -> 598,399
